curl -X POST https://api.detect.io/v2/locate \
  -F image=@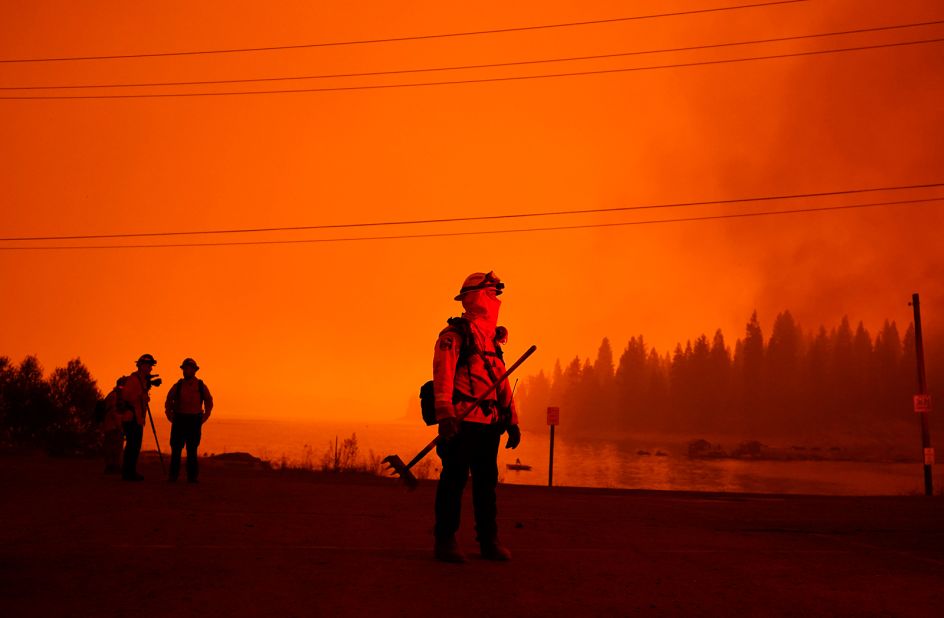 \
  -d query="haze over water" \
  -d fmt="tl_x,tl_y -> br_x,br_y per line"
198,418 -> 943,496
